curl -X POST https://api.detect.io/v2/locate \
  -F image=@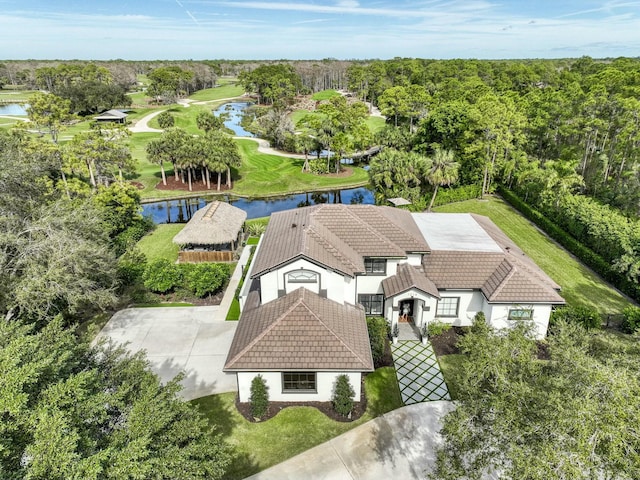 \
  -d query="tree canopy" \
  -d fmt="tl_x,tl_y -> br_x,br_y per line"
432,320 -> 640,480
